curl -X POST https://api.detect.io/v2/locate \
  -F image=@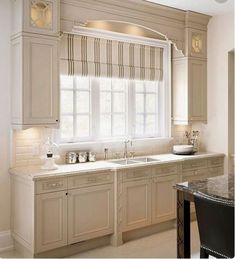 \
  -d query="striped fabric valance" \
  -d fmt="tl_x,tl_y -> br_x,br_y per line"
60,33 -> 163,81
